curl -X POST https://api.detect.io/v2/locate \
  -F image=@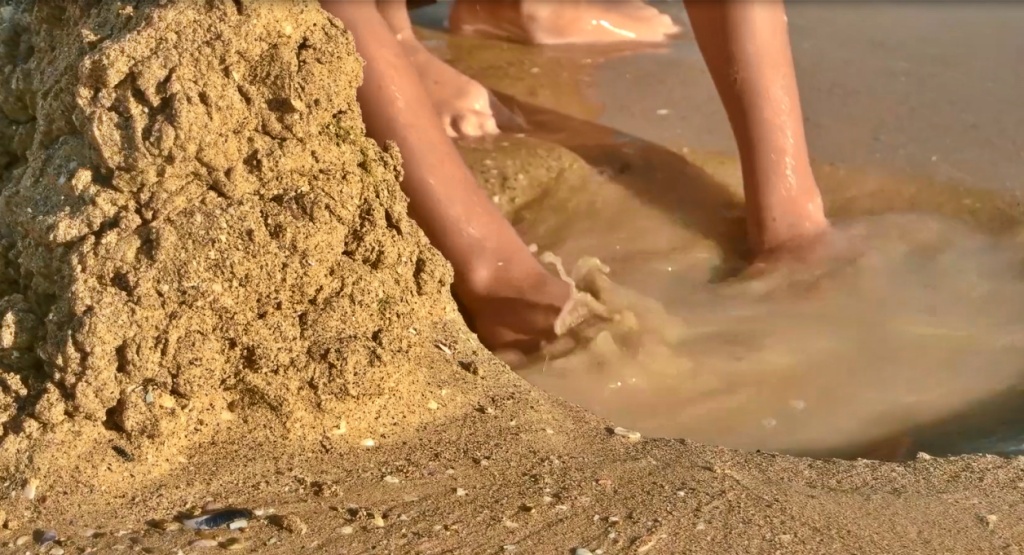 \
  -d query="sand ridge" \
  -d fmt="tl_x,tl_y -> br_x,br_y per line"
0,0 -> 500,500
